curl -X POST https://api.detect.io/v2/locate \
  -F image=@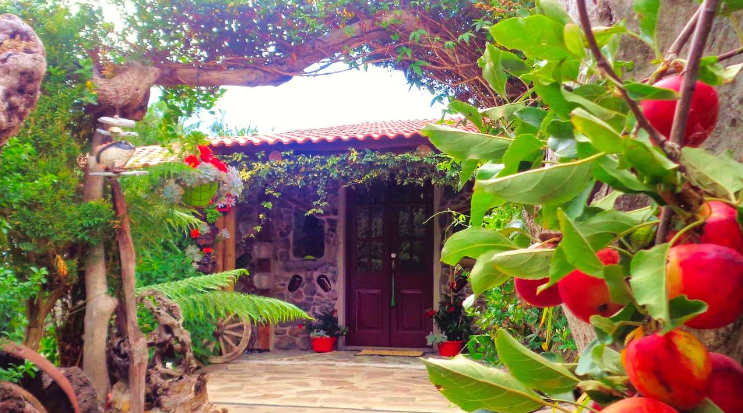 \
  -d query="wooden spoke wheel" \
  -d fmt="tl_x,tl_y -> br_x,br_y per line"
208,315 -> 251,364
